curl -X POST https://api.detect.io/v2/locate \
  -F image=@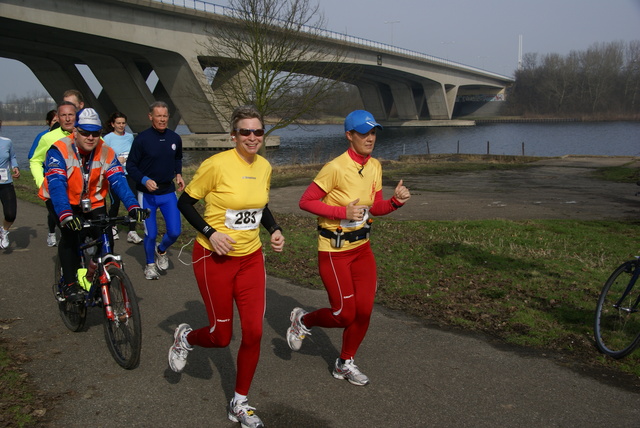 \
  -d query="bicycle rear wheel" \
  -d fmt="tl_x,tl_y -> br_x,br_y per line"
102,265 -> 142,369
53,255 -> 86,332
594,260 -> 640,359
